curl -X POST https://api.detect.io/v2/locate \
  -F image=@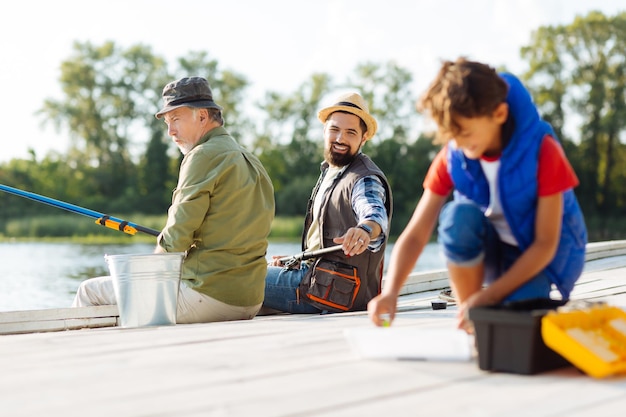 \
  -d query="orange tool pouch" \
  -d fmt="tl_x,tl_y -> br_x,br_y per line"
299,258 -> 360,312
